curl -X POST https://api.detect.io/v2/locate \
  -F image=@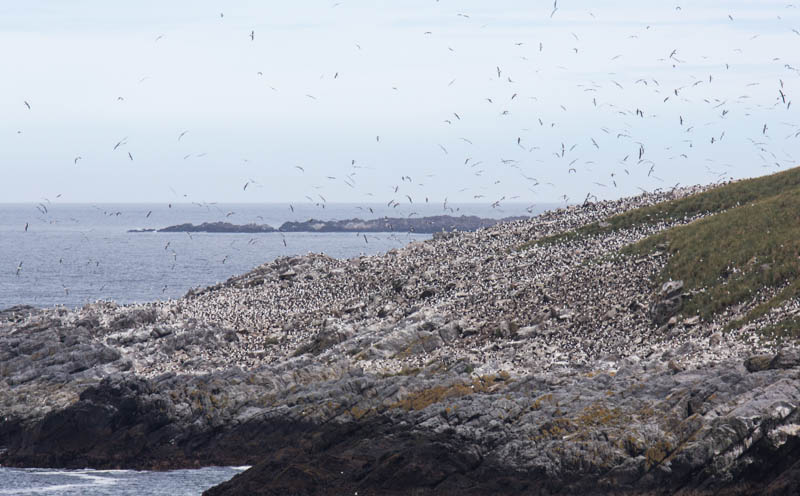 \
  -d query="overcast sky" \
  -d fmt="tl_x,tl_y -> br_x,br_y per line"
2,1 -> 799,205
